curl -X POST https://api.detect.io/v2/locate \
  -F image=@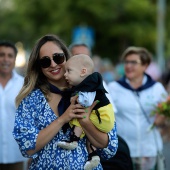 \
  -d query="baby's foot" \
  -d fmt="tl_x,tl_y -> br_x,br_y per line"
57,140 -> 78,150
84,151 -> 100,170
57,130 -> 80,150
